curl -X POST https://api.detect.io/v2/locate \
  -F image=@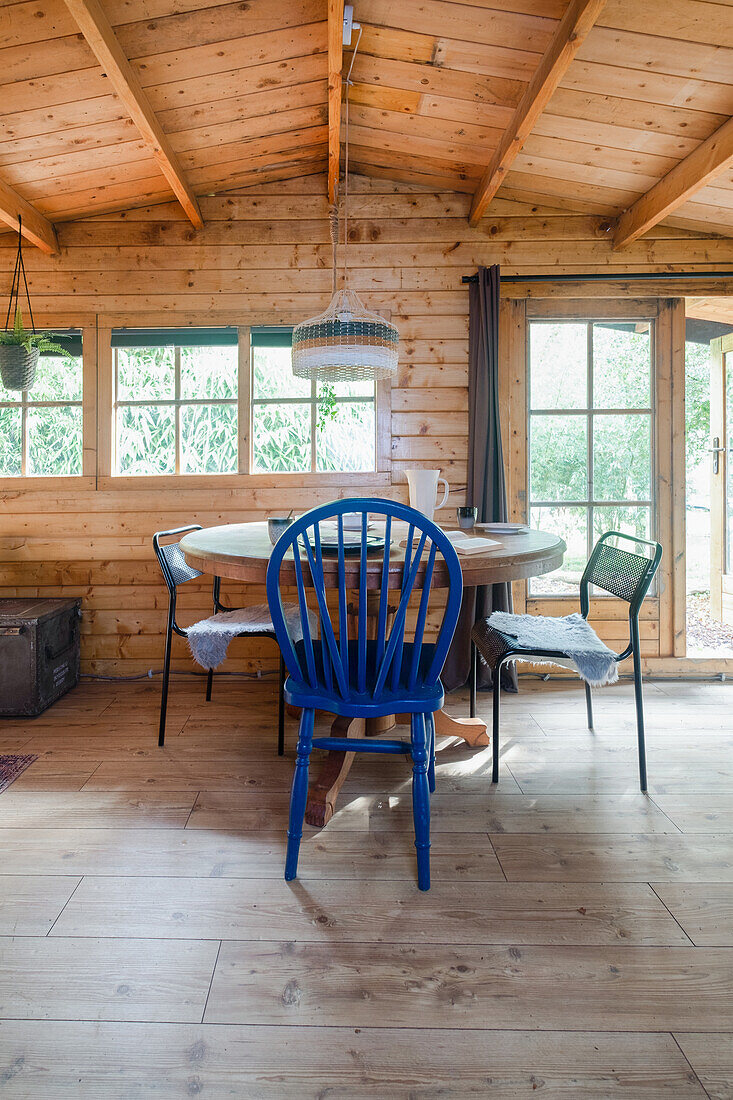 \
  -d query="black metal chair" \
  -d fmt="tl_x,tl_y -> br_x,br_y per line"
470,531 -> 663,791
153,526 -> 286,753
